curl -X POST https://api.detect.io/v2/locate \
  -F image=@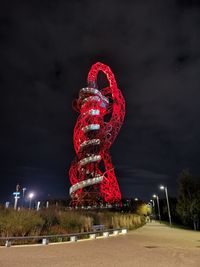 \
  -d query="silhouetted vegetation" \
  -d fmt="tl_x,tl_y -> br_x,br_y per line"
176,169 -> 200,230
153,170 -> 200,230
